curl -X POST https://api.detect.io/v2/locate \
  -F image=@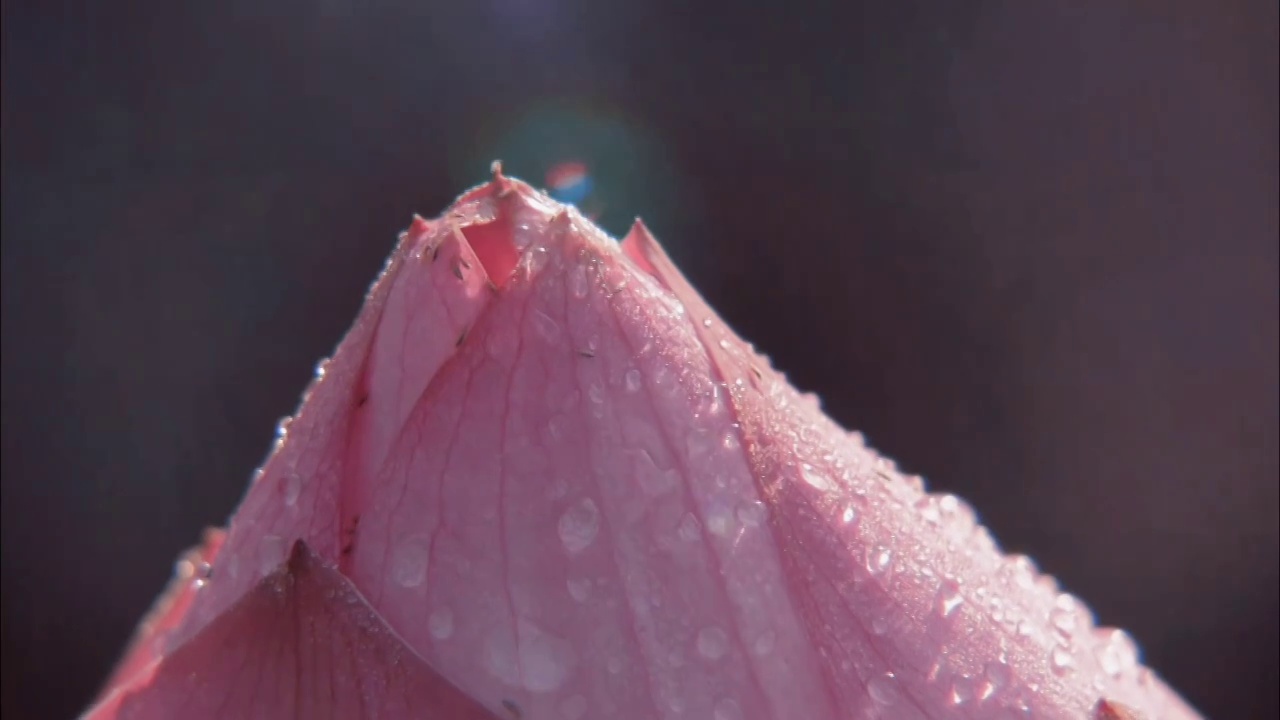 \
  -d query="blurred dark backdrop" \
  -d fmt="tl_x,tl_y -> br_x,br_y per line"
2,1 -> 1276,718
